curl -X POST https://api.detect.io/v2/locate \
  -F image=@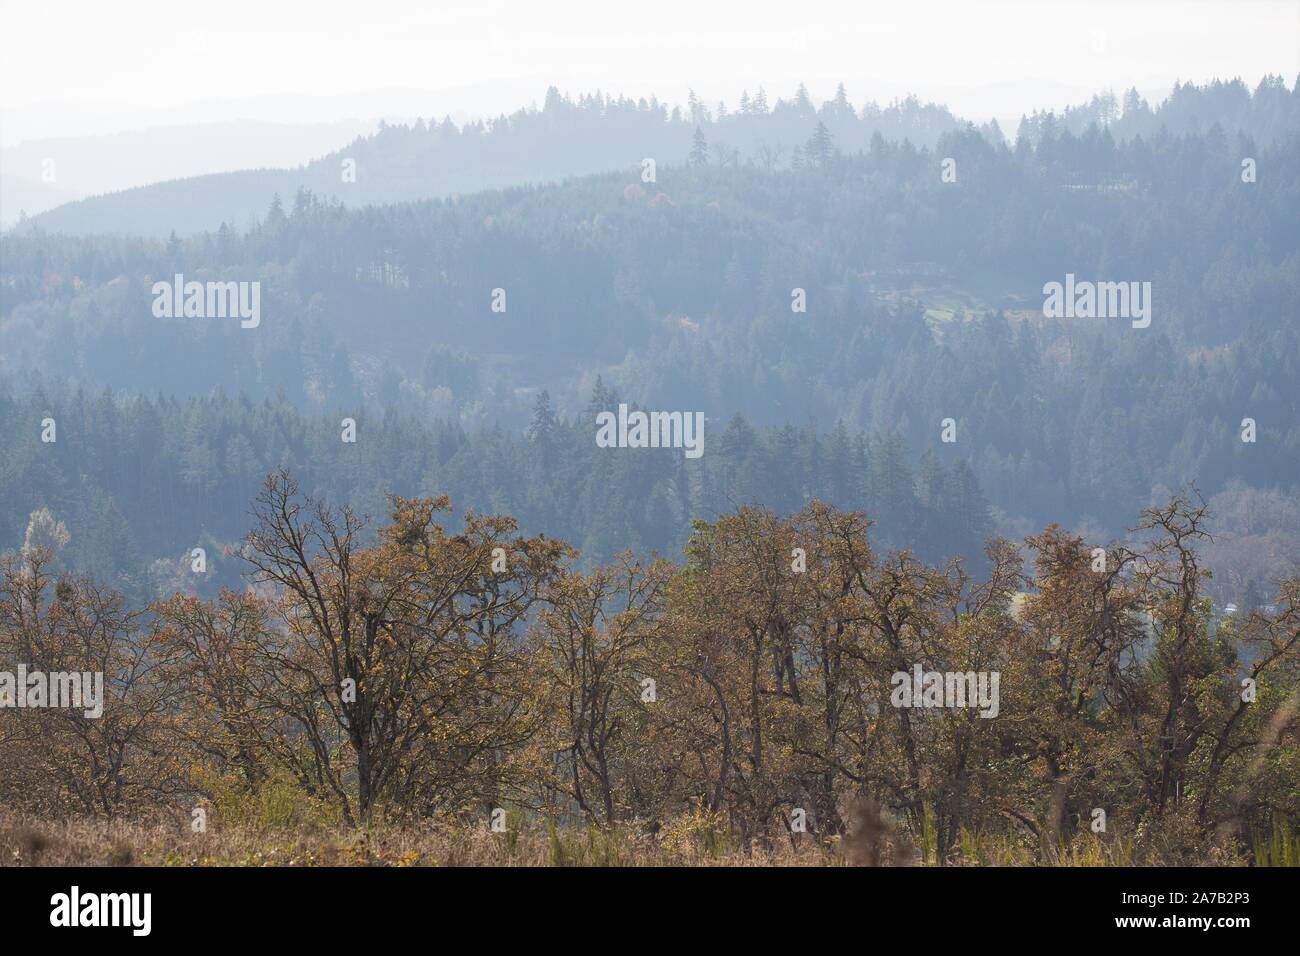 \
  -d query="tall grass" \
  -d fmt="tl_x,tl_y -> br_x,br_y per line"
0,809 -> 1275,867
1253,822 -> 1300,867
